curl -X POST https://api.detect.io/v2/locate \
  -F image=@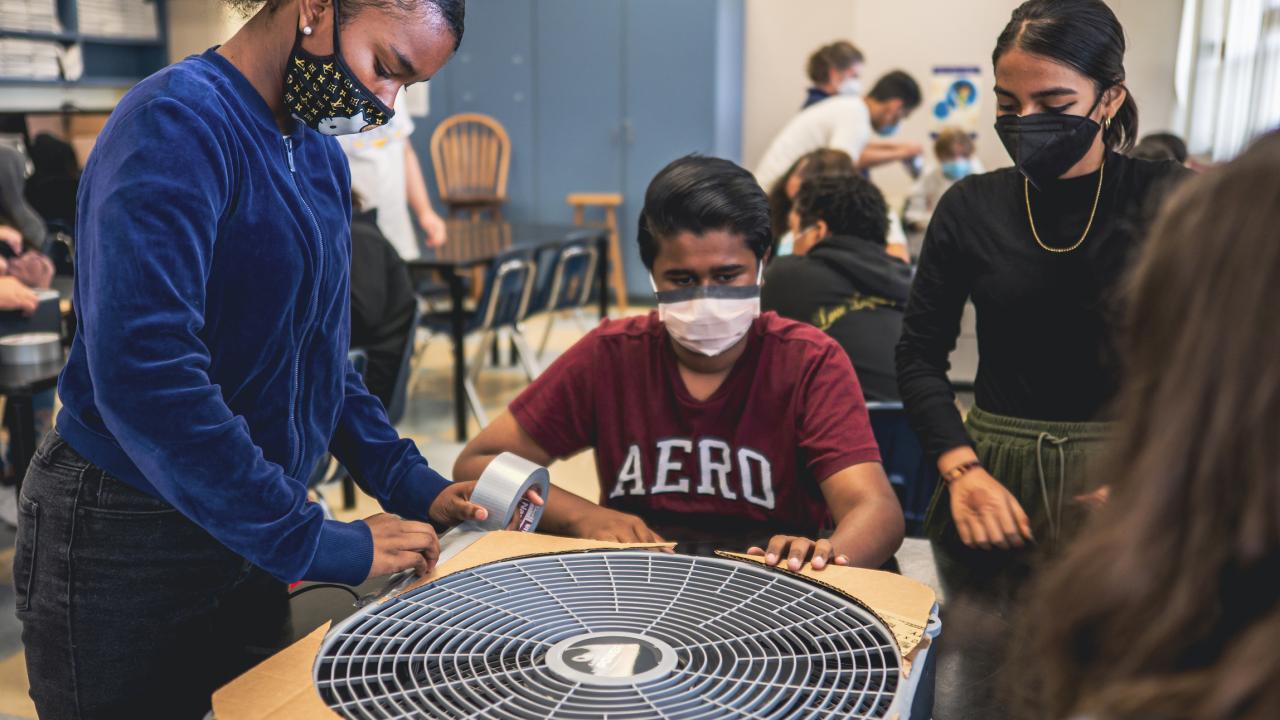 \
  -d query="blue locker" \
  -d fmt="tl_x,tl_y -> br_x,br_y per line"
620,0 -> 743,295
411,0 -> 743,298
532,0 -> 626,225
